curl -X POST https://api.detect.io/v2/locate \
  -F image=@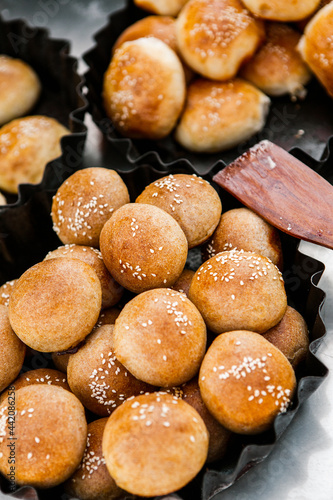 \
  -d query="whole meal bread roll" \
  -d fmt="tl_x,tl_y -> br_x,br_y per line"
0,305 -> 26,392
0,55 -> 41,126
240,0 -> 321,21
0,385 -> 87,488
199,330 -> 296,434
134,0 -> 189,16
102,392 -> 209,497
